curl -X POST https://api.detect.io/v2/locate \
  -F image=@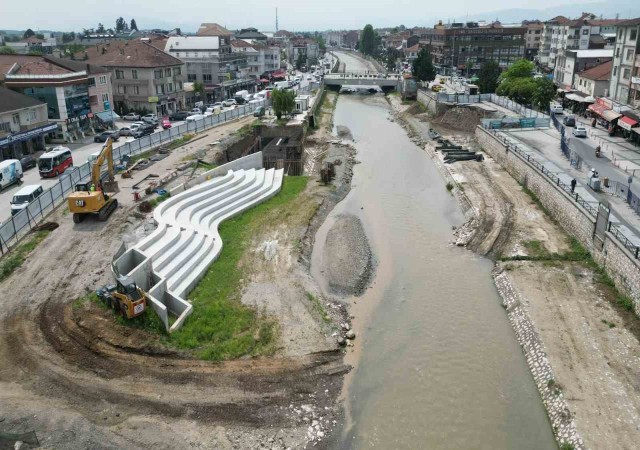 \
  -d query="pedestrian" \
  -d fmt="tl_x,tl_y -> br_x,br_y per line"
571,178 -> 576,193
